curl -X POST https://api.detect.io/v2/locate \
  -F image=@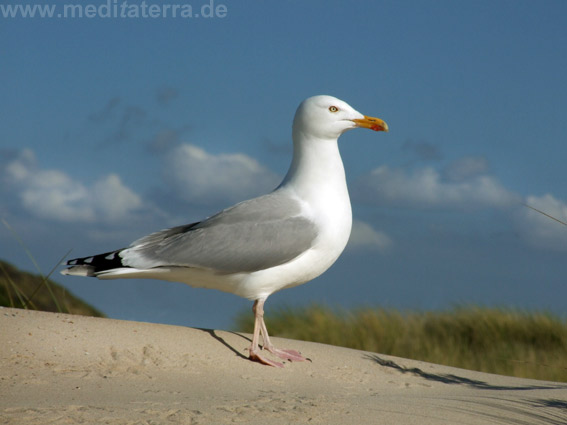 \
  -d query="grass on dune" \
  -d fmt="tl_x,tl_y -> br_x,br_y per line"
1,218 -> 104,317
234,305 -> 567,383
